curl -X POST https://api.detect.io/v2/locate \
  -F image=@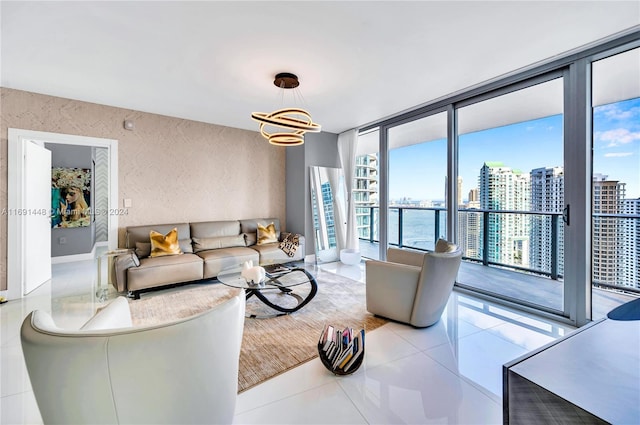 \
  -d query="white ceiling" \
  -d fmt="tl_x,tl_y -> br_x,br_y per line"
1,1 -> 639,135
